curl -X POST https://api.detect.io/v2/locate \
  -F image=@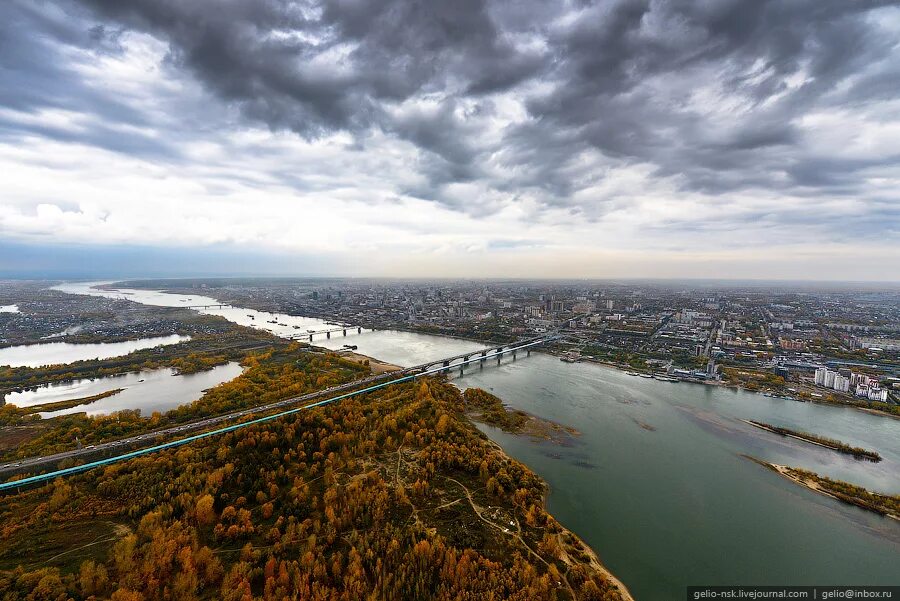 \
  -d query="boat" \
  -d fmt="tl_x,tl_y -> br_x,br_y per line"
639,374 -> 653,378
626,372 -> 639,376
293,325 -> 301,329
